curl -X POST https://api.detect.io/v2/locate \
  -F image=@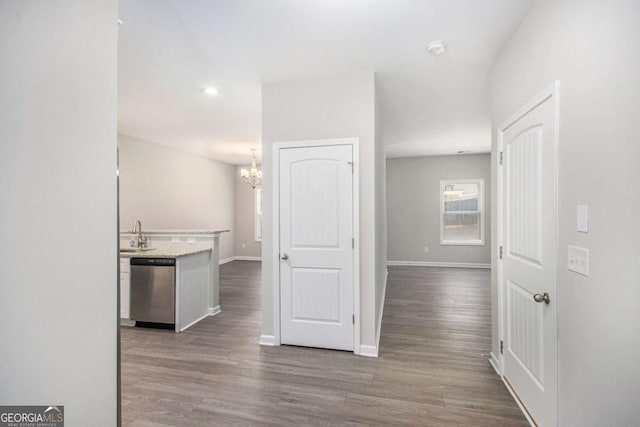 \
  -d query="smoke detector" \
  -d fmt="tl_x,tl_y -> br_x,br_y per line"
427,40 -> 447,56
